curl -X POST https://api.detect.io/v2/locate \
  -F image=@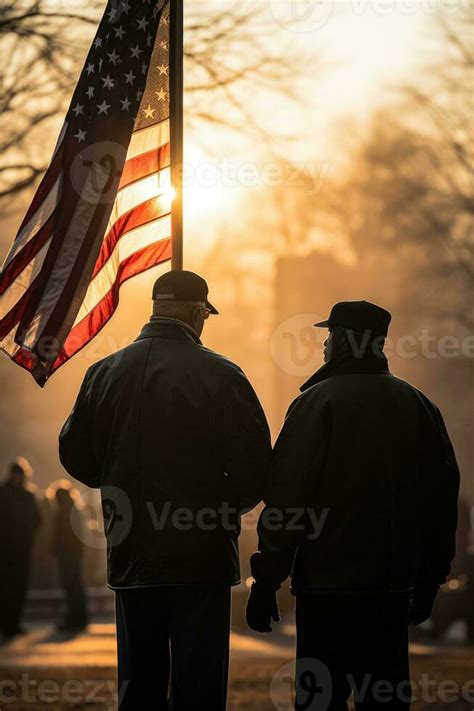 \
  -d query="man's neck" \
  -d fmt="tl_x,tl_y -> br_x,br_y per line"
150,315 -> 201,341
